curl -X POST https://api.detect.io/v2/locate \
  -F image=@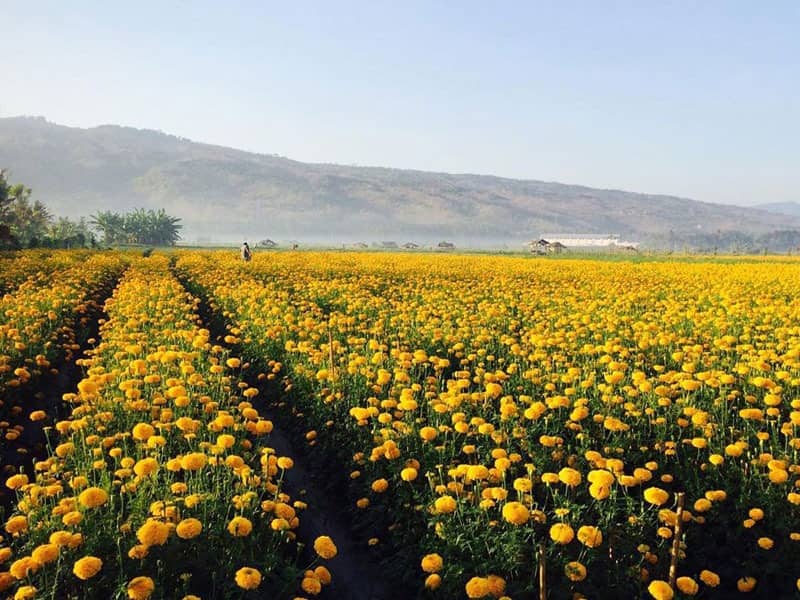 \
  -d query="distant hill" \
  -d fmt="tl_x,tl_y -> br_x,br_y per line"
755,202 -> 800,218
0,116 -> 797,245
